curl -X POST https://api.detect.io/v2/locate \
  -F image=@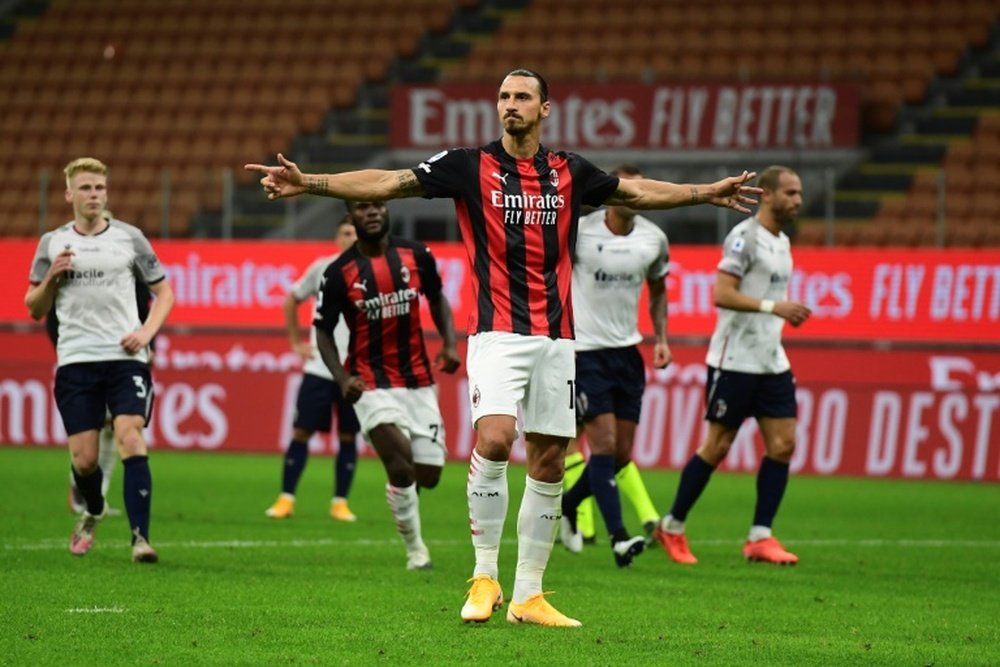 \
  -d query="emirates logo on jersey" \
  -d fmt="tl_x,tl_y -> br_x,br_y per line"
491,191 -> 565,226
355,287 -> 419,321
